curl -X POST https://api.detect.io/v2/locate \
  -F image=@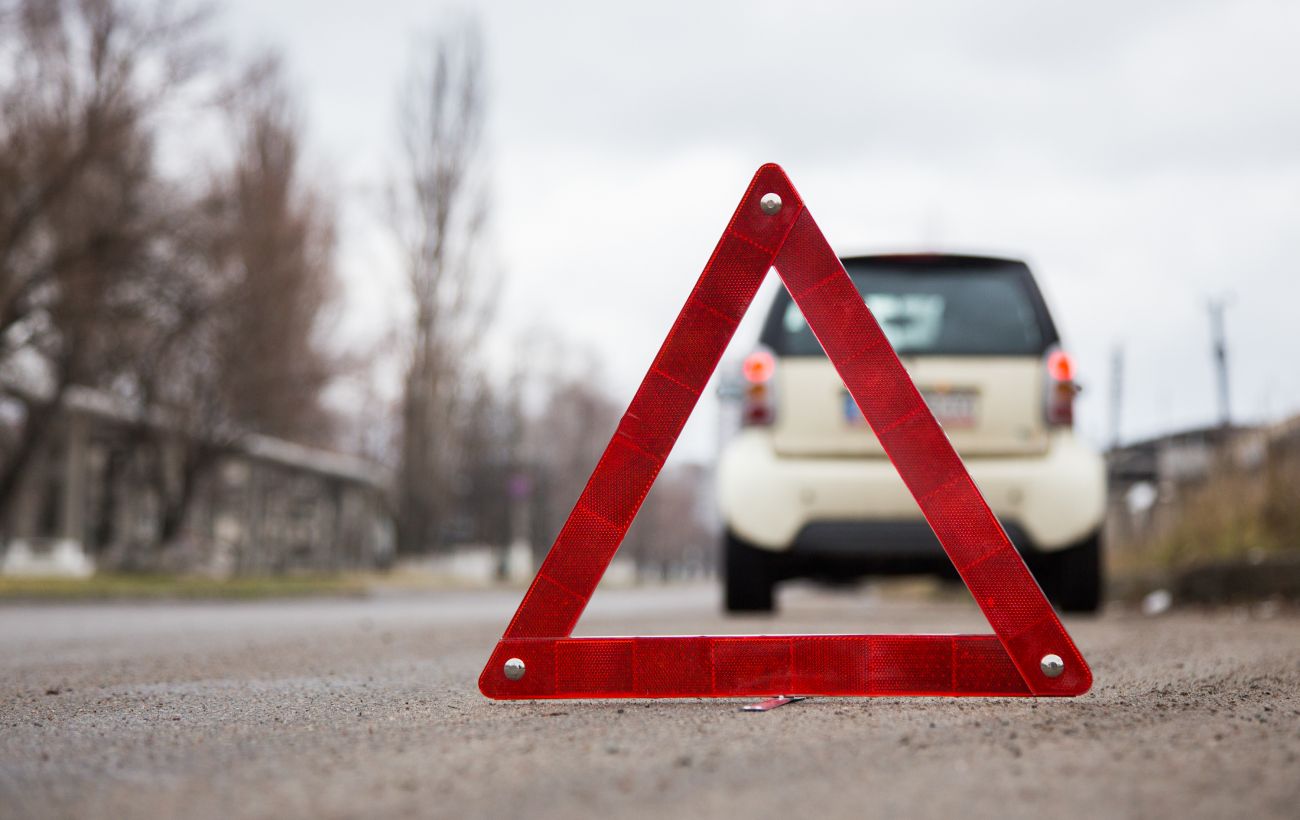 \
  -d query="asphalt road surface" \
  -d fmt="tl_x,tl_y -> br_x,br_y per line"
1,584 -> 1297,819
